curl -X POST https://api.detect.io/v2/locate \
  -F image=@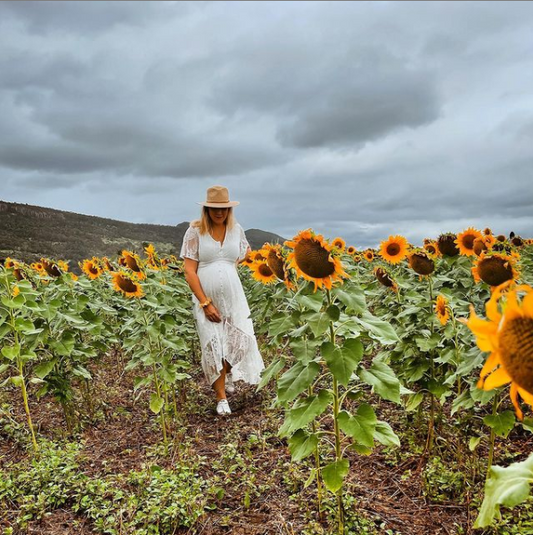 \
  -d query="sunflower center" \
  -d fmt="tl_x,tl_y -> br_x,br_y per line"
258,263 -> 274,277
386,243 -> 401,256
294,239 -> 335,278
267,251 -> 285,280
410,253 -> 435,275
462,235 -> 476,250
477,256 -> 513,286
118,276 -> 138,293
89,264 -> 99,275
499,317 -> 533,394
